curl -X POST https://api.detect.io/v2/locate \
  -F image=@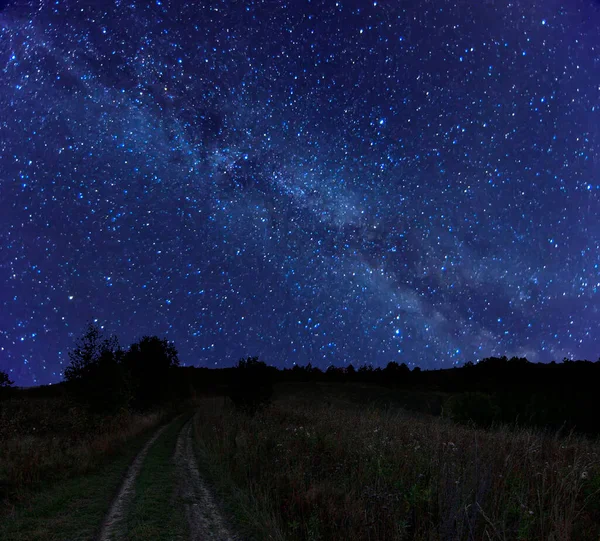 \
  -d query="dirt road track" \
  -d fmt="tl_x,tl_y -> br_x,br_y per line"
98,414 -> 237,540
174,416 -> 237,541
98,422 -> 171,541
